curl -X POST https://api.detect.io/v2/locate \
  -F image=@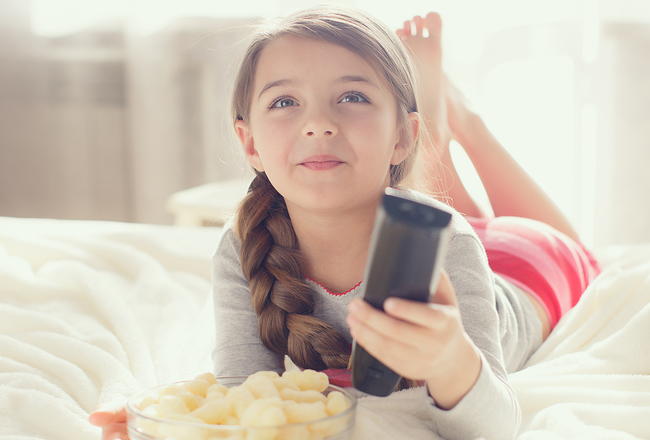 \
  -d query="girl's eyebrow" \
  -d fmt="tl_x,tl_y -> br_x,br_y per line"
336,75 -> 380,89
257,75 -> 380,102
258,79 -> 294,101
